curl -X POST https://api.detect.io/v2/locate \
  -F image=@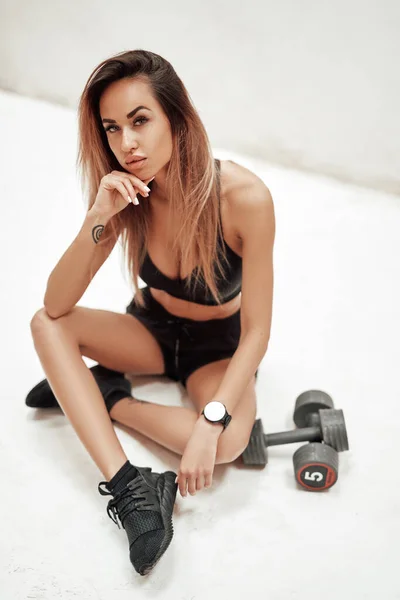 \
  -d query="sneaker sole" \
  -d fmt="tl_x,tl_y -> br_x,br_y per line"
140,470 -> 178,575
